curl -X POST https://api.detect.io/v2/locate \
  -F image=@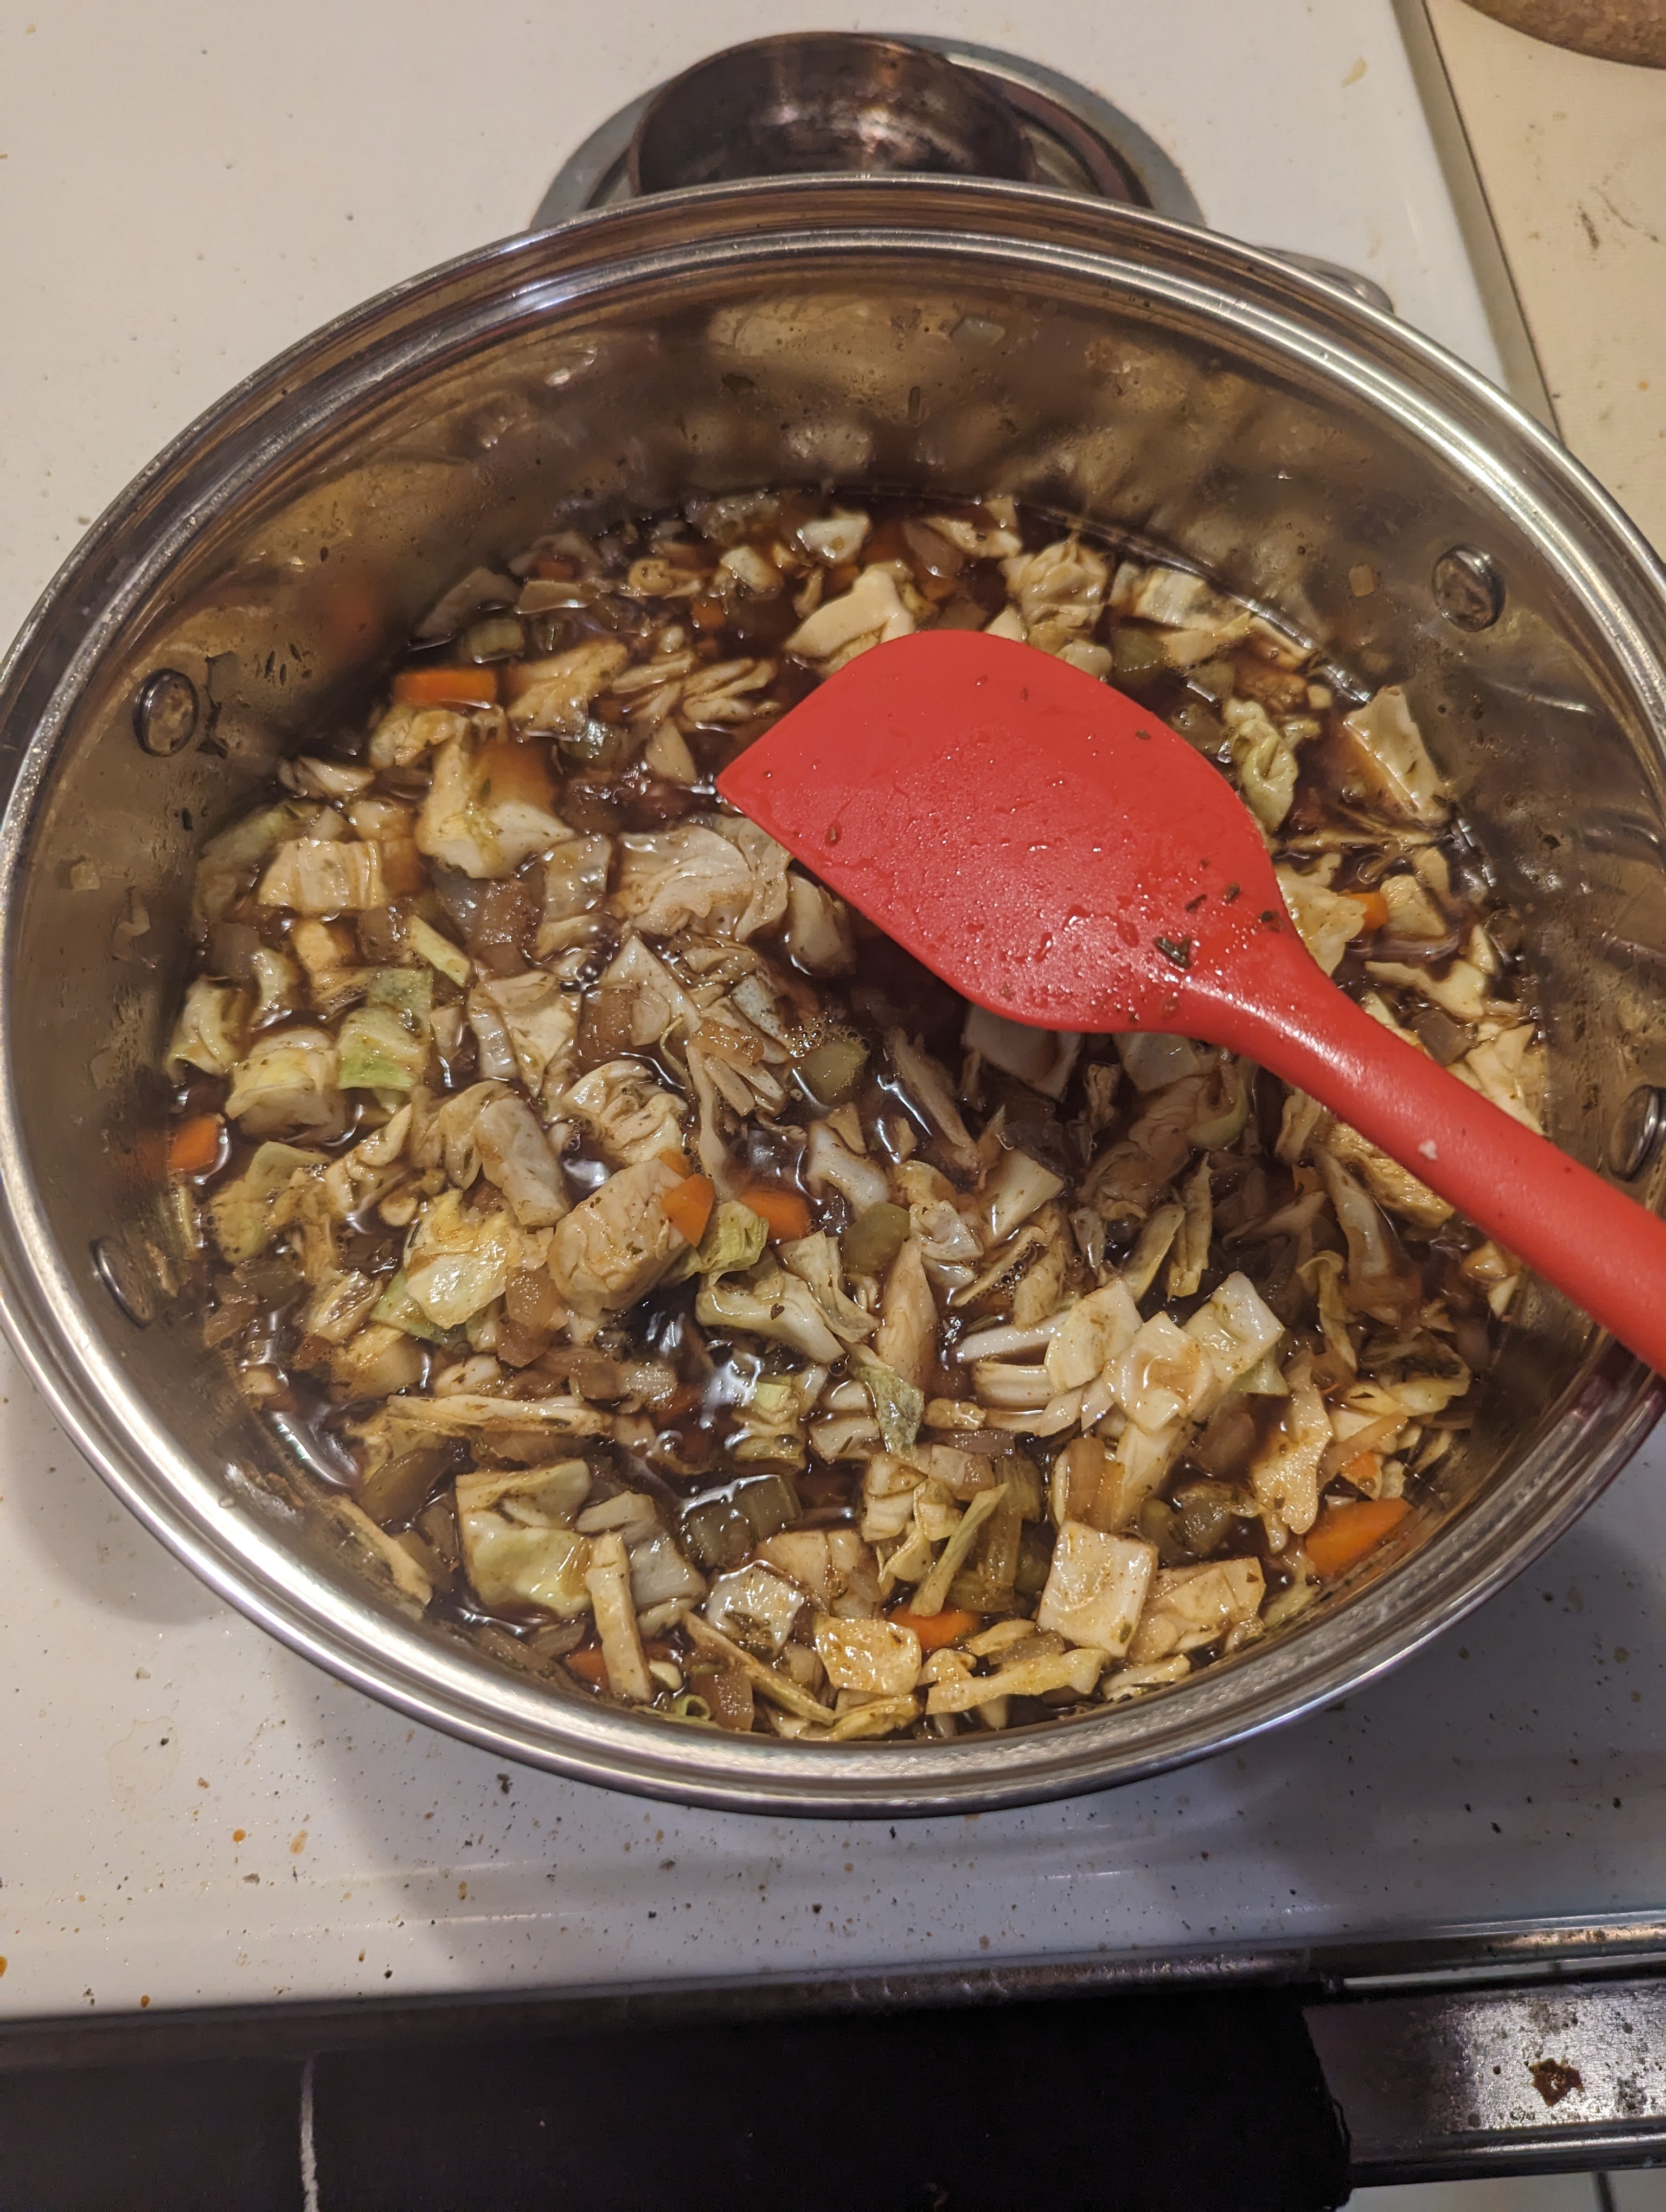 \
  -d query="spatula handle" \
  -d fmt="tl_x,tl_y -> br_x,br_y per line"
1202,949 -> 1666,1374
